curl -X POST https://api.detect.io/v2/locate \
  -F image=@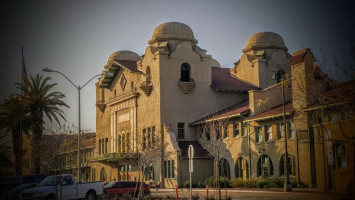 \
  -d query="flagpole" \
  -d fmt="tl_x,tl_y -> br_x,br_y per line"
20,46 -> 24,175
